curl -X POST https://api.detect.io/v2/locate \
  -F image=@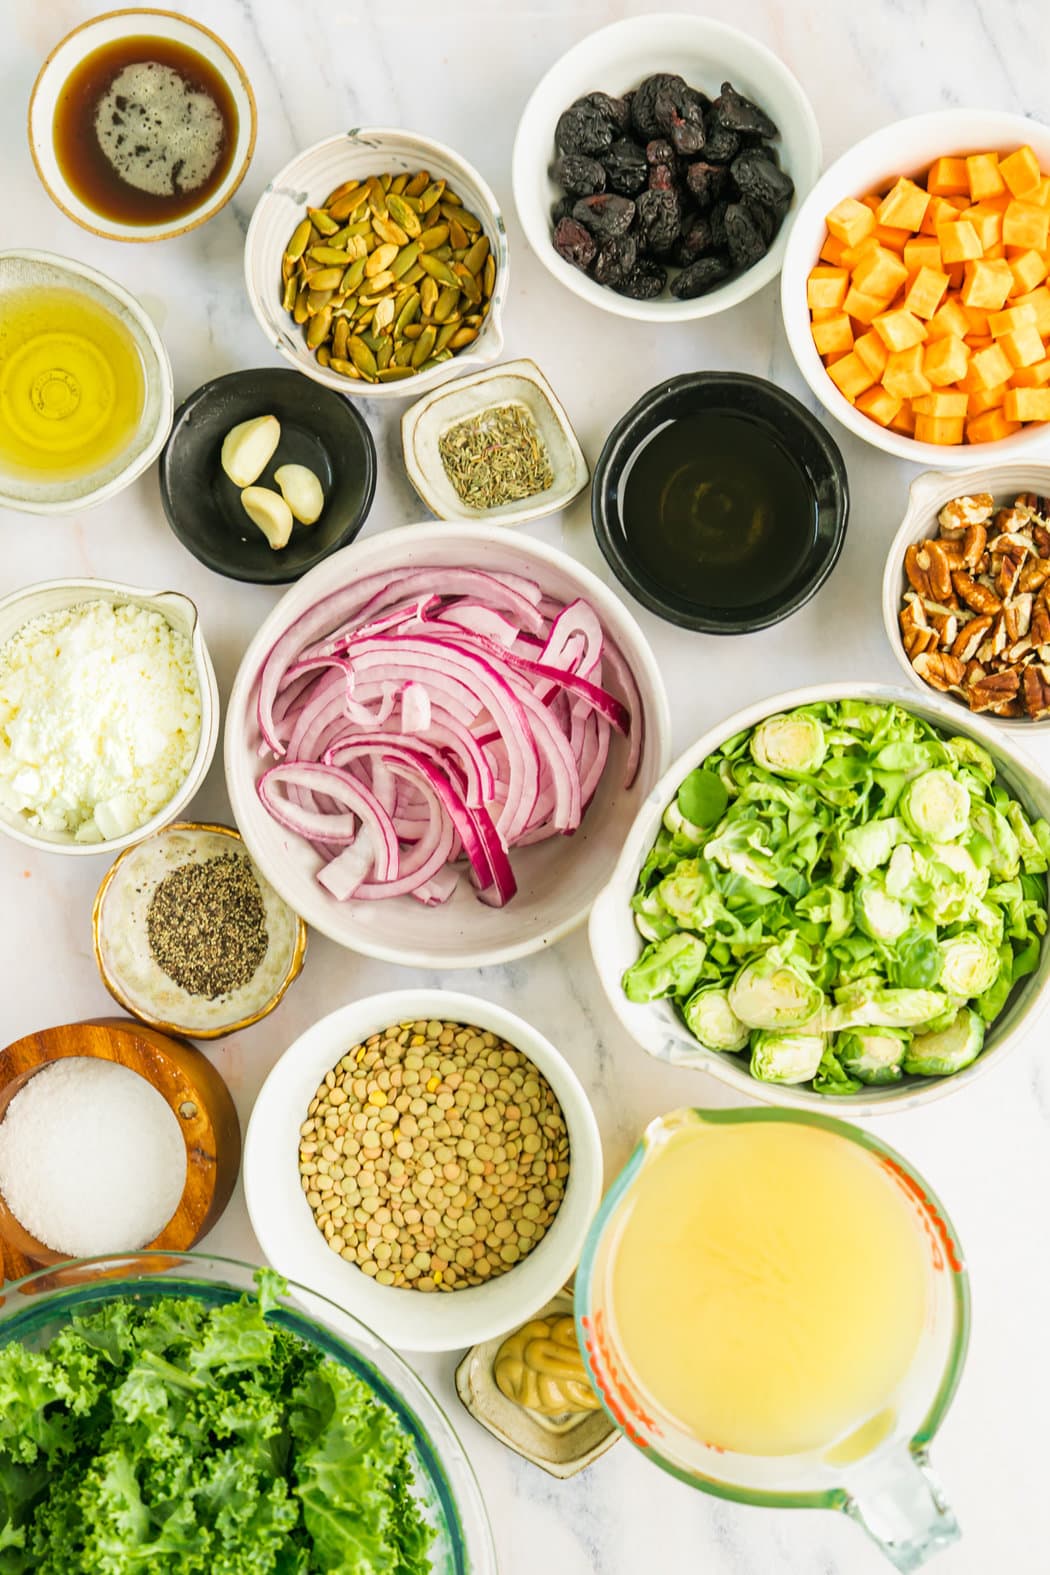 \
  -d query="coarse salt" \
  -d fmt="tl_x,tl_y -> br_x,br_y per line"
0,1057 -> 187,1257
0,599 -> 201,842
